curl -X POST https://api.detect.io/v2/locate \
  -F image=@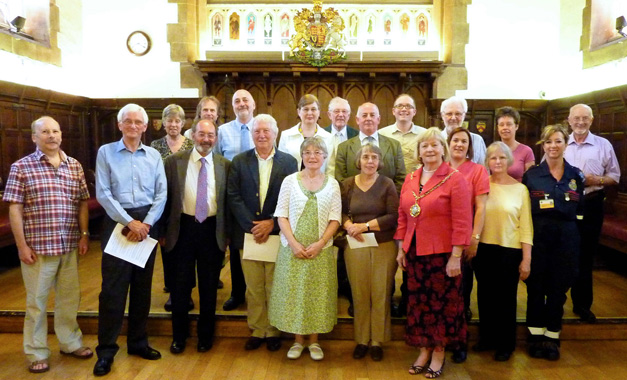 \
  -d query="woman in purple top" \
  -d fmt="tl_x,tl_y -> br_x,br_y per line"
496,107 -> 535,182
